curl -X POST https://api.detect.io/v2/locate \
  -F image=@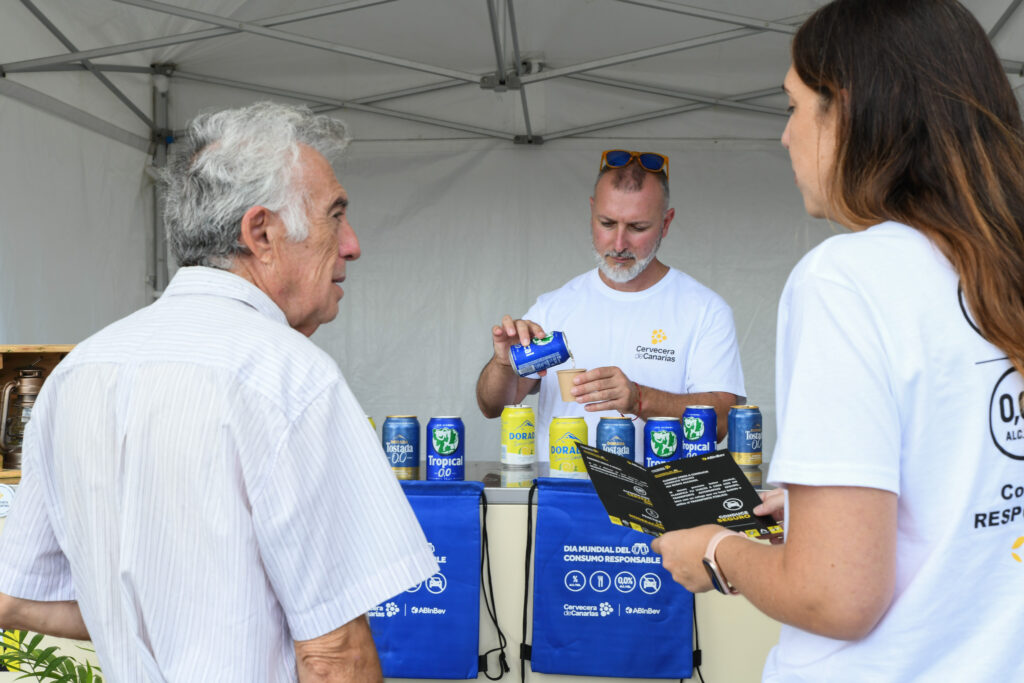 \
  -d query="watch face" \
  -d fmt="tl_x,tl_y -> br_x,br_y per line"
702,558 -> 728,595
